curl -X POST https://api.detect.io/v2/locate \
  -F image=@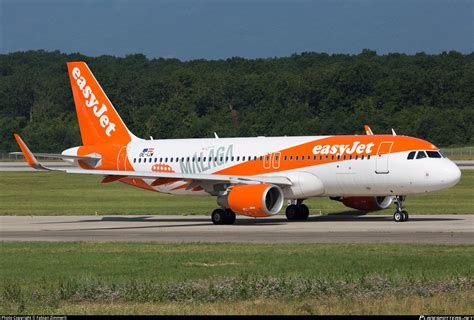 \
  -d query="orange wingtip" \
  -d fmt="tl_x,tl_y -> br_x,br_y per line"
13,134 -> 39,168
364,125 -> 374,135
